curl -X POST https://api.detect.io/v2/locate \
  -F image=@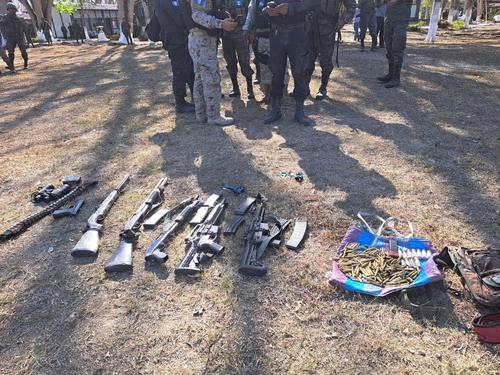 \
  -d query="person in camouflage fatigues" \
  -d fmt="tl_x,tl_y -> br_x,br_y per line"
189,0 -> 237,125
1,3 -> 28,72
